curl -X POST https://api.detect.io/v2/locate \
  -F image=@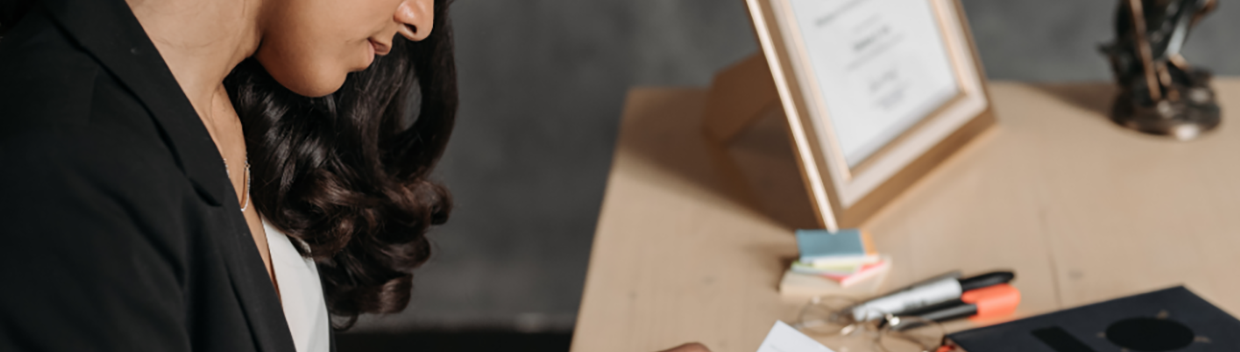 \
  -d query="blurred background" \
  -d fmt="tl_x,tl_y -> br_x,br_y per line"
341,0 -> 1240,350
